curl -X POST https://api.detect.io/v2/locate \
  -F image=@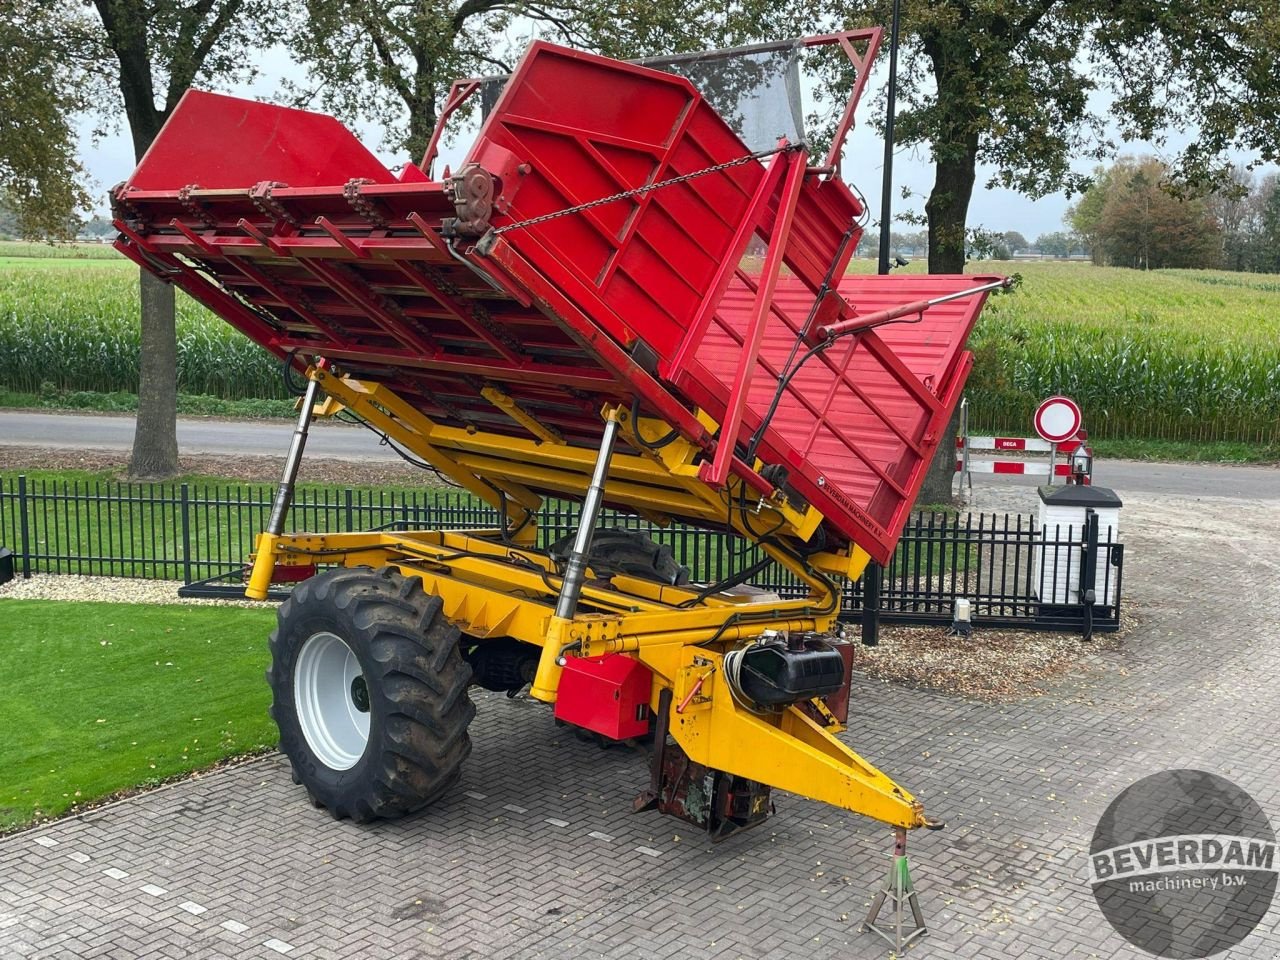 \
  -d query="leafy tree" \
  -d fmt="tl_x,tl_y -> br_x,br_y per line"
1001,230 -> 1028,255
1066,166 -> 1112,264
67,1 -> 286,477
967,226 -> 1011,261
0,199 -> 16,239
80,216 -> 118,240
1259,178 -> 1280,274
0,2 -> 91,239
889,230 -> 927,257
1208,166 -> 1280,274
1072,156 -> 1221,269
1033,230 -> 1079,258
288,1 -> 773,162
1209,165 -> 1255,272
815,0 -> 1279,275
